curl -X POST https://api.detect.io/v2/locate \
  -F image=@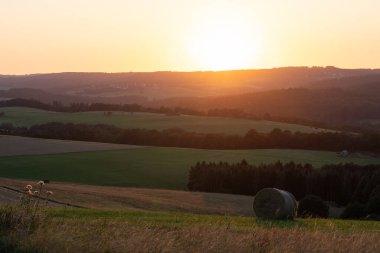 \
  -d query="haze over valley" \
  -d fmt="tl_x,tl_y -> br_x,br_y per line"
2,1 -> 380,252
